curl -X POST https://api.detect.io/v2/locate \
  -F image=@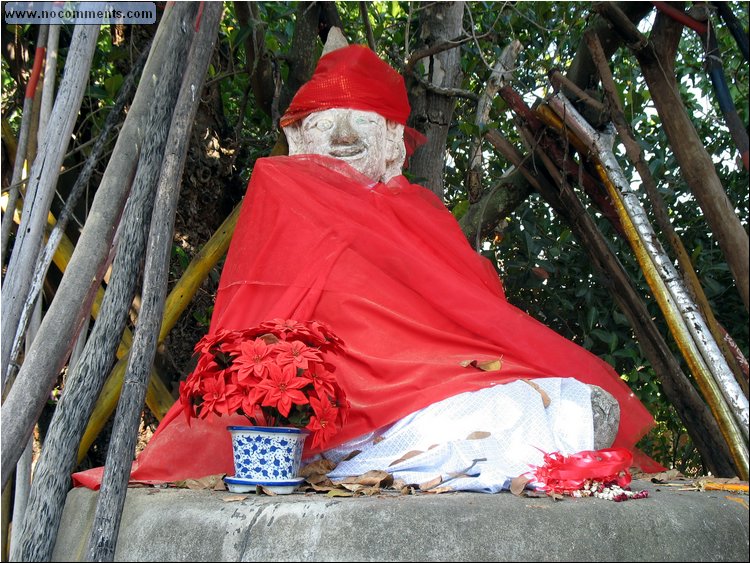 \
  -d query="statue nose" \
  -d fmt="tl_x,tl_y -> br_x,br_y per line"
330,114 -> 360,144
